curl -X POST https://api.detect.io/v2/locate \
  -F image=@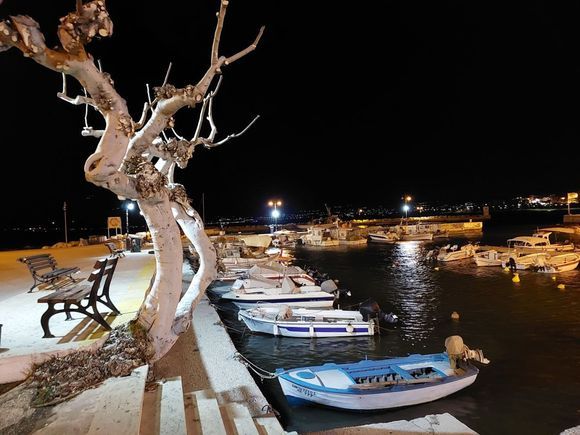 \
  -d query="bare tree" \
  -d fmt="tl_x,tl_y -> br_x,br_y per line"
0,0 -> 263,360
